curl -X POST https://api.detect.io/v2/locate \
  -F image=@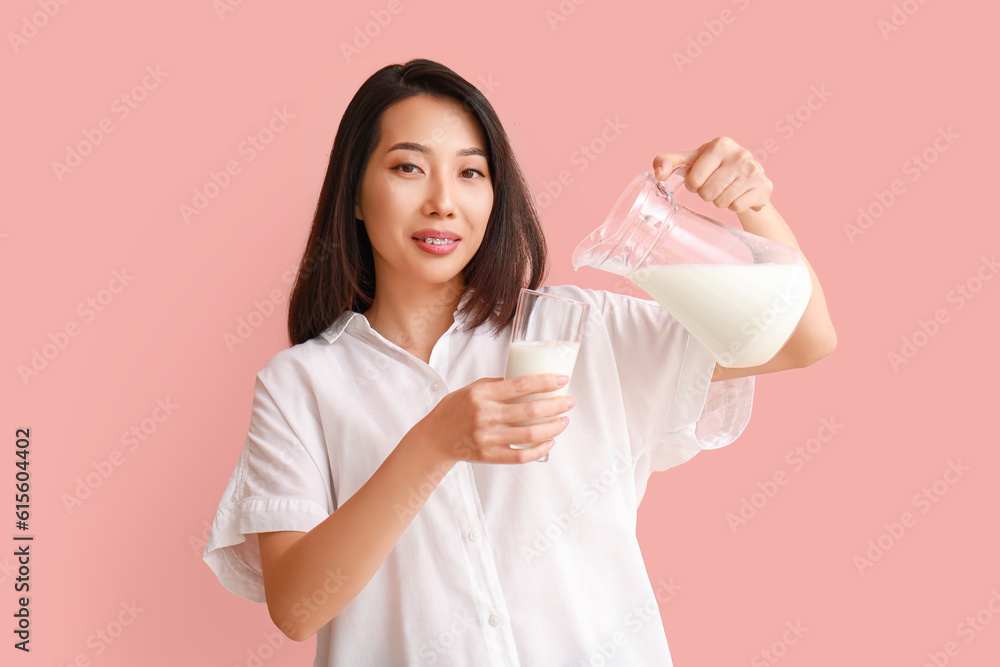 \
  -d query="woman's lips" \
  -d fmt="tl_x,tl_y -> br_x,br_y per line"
412,237 -> 461,255
412,228 -> 461,240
